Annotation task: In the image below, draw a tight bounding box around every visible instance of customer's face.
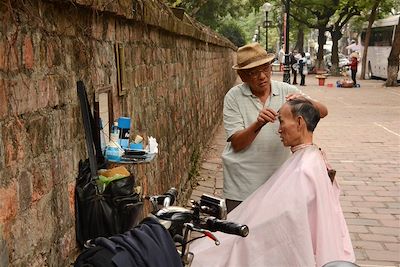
[278,104,302,147]
[242,63,272,93]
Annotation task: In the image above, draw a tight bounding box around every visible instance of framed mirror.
[94,85,114,147]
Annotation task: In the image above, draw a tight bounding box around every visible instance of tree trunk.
[316,27,327,71]
[294,27,304,52]
[386,17,400,87]
[360,1,380,80]
[330,29,343,76]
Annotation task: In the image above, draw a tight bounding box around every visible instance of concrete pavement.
[190,72,400,266]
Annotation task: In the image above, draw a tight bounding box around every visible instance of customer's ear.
[297,116,305,130]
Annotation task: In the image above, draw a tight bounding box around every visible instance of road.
[190,72,400,266]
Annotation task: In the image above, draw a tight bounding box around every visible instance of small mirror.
[95,85,113,147]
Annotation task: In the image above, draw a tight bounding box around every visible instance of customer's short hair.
[287,98,320,132]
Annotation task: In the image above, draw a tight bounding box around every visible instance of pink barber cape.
[191,145,355,267]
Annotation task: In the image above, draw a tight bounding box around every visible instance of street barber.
[222,43,328,212]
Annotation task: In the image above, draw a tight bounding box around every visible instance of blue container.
[129,143,143,150]
[117,117,131,148]
[105,146,121,162]
[118,117,131,129]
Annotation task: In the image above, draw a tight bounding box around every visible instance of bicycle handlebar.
[205,217,249,237]
[162,187,178,207]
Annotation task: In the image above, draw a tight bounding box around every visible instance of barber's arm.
[285,93,328,118]
[228,107,278,152]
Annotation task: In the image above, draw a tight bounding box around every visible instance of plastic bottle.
[105,122,123,161]
[110,122,120,145]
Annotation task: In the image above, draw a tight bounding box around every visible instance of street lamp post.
[254,28,260,42]
[283,0,291,84]
[252,29,257,42]
[262,2,272,52]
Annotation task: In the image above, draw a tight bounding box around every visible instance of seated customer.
[191,98,355,267]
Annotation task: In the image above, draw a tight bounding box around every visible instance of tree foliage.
[164,0,283,48]
[217,21,247,47]
[165,0,250,29]
[164,0,399,80]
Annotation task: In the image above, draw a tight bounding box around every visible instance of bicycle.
[74,188,249,267]
[145,188,249,266]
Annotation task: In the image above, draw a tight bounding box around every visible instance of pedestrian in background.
[299,51,307,86]
[348,52,359,87]
[290,50,300,85]
[222,43,328,213]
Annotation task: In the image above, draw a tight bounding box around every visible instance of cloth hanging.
[191,145,355,267]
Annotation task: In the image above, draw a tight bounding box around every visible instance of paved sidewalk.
[190,72,400,267]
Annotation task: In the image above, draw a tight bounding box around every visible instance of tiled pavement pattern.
[190,72,400,267]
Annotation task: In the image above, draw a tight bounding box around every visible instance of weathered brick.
[31,160,53,203]
[67,182,75,215]
[0,233,9,267]
[347,225,370,233]
[0,181,18,224]
[365,249,400,262]
[368,226,400,236]
[24,115,51,157]
[379,219,400,227]
[353,201,386,208]
[3,121,26,167]
[8,78,37,115]
[358,213,396,220]
[0,1,236,267]
[384,242,400,251]
[352,240,383,250]
[17,171,33,211]
[5,42,19,71]
[359,233,398,242]
[0,79,7,118]
[0,40,5,71]
[23,35,34,70]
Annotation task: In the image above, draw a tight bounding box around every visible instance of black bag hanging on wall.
[75,81,142,248]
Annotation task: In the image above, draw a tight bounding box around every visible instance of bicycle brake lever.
[203,230,220,246]
[185,223,220,245]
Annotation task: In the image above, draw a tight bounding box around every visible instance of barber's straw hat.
[350,52,359,58]
[232,43,275,70]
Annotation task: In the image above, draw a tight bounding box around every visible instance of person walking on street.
[222,43,328,213]
[290,50,300,85]
[299,52,307,86]
[348,52,359,87]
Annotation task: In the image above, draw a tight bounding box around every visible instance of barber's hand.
[257,107,278,125]
[285,93,307,101]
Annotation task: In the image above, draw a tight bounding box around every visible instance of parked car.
[324,53,349,69]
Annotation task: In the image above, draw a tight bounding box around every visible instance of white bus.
[360,14,400,80]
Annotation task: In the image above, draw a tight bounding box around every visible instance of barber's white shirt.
[222,81,299,201]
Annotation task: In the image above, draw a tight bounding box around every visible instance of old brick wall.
[0,0,237,266]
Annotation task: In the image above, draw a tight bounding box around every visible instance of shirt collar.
[240,81,280,97]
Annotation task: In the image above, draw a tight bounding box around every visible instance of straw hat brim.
[350,52,359,58]
[232,53,275,70]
